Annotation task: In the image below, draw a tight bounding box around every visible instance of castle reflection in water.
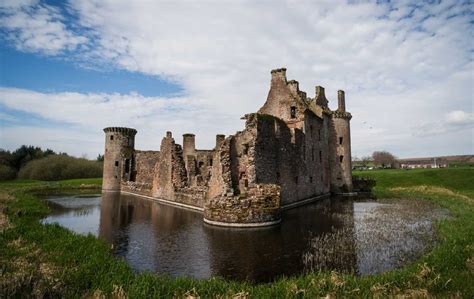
[98,192,356,282]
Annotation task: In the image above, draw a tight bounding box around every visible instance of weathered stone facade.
[103,68,353,227]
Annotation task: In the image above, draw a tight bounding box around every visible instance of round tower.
[332,90,353,192]
[102,127,137,191]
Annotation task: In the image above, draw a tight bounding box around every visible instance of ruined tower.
[330,90,353,192]
[102,127,137,191]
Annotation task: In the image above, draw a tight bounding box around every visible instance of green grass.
[354,168,474,198]
[1,171,473,298]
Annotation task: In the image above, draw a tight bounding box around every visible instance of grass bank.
[1,169,473,298]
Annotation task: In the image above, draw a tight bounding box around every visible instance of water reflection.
[42,192,441,282]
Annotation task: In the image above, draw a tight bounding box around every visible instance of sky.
[0,0,473,159]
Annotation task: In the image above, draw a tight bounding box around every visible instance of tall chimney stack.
[337,90,346,112]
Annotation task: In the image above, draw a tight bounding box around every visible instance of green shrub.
[18,155,103,181]
[0,164,16,180]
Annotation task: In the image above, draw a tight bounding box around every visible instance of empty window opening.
[340,155,344,163]
[209,158,213,166]
[310,125,313,135]
[290,106,296,118]
[110,135,114,140]
[115,161,119,167]
[295,176,298,184]
[339,137,343,145]
[124,159,130,174]
[131,158,136,181]
[310,176,313,183]
[244,179,249,188]
[243,144,249,155]
[319,151,322,162]
[199,161,204,168]
[276,172,280,180]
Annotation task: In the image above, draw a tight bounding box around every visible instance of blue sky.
[0,43,182,96]
[0,0,473,159]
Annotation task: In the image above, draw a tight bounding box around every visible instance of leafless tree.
[372,151,397,168]
[360,155,373,167]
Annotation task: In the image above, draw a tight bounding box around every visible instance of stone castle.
[102,68,353,227]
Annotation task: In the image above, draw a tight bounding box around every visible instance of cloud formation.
[0,1,87,55]
[0,0,472,158]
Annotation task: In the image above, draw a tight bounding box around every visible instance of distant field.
[354,167,474,198]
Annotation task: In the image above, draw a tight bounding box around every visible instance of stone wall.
[204,183,281,225]
[134,150,160,186]
[121,181,153,196]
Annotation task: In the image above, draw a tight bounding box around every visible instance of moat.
[41,192,446,283]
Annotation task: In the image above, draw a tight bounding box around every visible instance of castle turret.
[330,90,353,192]
[102,127,137,191]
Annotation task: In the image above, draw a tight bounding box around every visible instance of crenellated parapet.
[271,67,287,74]
[103,127,137,136]
[331,110,352,120]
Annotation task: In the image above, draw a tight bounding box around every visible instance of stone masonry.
[102,68,353,227]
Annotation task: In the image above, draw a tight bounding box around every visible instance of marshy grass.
[302,199,447,276]
[1,168,473,297]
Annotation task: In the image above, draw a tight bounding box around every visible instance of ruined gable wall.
[151,134,187,200]
[204,115,280,225]
[258,69,307,127]
[253,113,329,205]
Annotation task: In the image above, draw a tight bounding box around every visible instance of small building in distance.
[102,68,354,227]
[399,157,448,169]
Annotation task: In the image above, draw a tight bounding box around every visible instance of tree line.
[0,145,103,181]
[353,151,398,169]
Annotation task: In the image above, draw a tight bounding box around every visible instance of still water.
[42,192,443,282]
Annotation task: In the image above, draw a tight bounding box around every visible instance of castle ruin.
[102,68,353,227]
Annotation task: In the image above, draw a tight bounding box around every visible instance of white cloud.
[446,110,474,125]
[0,2,87,55]
[0,0,473,158]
